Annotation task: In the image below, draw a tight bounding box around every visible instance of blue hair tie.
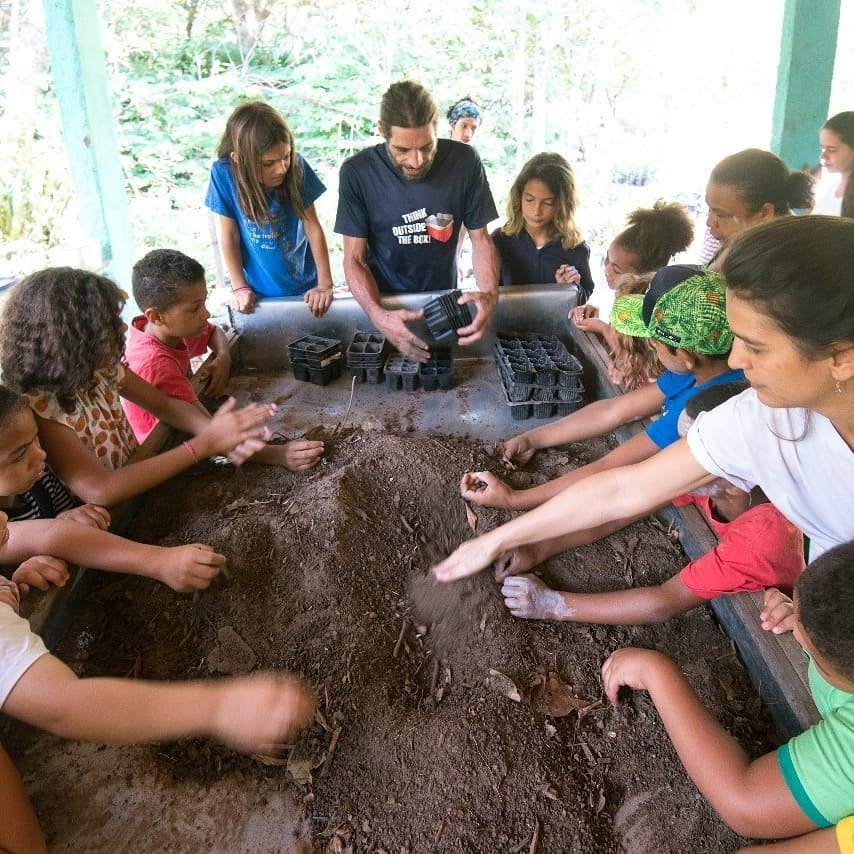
[448,100,481,127]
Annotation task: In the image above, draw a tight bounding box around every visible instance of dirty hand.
[432,533,502,583]
[11,555,70,595]
[493,545,541,581]
[57,503,111,531]
[500,434,537,468]
[157,543,226,593]
[455,290,497,346]
[460,471,515,509]
[210,673,316,753]
[376,308,430,362]
[601,648,670,706]
[555,265,581,286]
[303,287,333,318]
[759,587,796,634]
[197,352,232,399]
[571,304,598,325]
[501,574,566,620]
[231,287,256,314]
[0,575,21,612]
[195,397,274,463]
[282,439,325,471]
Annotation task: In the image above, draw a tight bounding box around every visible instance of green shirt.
[777,653,854,827]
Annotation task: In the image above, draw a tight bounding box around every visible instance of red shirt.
[122,316,214,442]
[673,494,805,600]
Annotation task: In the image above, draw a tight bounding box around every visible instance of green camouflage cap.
[610,268,732,355]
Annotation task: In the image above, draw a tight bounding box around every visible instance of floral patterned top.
[26,364,139,470]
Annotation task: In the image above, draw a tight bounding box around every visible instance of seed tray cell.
[346,332,388,368]
[423,292,474,344]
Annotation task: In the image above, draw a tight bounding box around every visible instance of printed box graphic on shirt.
[392,208,454,245]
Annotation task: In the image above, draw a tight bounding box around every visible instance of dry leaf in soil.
[487,668,522,702]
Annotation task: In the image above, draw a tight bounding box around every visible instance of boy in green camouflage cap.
[457,264,744,580]
[610,265,733,356]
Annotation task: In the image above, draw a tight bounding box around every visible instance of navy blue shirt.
[491,228,594,303]
[646,367,746,449]
[335,139,498,293]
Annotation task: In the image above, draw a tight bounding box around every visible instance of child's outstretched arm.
[601,648,817,839]
[301,204,334,318]
[433,439,714,582]
[500,381,663,468]
[463,430,659,511]
[36,399,273,506]
[3,652,314,751]
[4,518,229,593]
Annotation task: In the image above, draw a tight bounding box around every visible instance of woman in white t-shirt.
[813,111,854,217]
[434,215,854,585]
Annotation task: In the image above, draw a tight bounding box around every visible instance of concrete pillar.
[771,0,841,171]
[41,0,134,288]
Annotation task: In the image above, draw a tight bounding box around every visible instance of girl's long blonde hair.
[501,152,582,249]
[216,101,305,225]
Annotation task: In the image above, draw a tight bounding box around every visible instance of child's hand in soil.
[156,544,227,593]
[502,574,568,620]
[460,471,516,509]
[0,575,21,612]
[500,435,537,469]
[601,648,673,705]
[194,397,274,463]
[197,352,232,399]
[210,673,316,753]
[57,503,111,530]
[759,587,796,635]
[279,439,325,471]
[11,556,70,595]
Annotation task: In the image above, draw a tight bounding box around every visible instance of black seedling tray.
[346,332,388,384]
[385,349,453,392]
[423,292,474,345]
[288,335,343,368]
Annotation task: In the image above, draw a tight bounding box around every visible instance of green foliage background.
[1,0,852,281]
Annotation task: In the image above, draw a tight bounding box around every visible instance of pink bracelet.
[182,441,199,464]
[232,286,252,293]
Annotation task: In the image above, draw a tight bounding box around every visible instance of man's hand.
[455,290,497,346]
[12,556,71,595]
[759,587,796,634]
[601,648,672,705]
[376,308,430,361]
[501,435,537,468]
[460,471,516,509]
[57,504,111,530]
[304,287,333,318]
[432,533,502,583]
[231,288,256,314]
[197,352,232,399]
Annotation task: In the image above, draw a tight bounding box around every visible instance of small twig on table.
[319,726,342,778]
[393,619,409,658]
[529,818,540,854]
[332,376,357,436]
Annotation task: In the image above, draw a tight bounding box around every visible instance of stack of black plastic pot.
[287,335,343,386]
[494,333,584,419]
[346,332,387,384]
[423,291,473,345]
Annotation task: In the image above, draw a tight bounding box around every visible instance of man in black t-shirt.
[335,80,499,360]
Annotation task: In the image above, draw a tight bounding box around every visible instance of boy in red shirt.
[501,382,805,624]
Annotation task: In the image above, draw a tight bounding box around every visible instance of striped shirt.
[7,468,76,522]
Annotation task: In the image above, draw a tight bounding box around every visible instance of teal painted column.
[41,0,134,288]
[771,0,841,171]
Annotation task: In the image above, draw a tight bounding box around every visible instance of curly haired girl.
[491,152,595,302]
[0,267,320,507]
[572,200,694,389]
[206,100,334,316]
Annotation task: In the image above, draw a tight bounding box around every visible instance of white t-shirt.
[0,603,48,707]
[812,174,843,216]
[687,388,854,560]
[587,283,616,323]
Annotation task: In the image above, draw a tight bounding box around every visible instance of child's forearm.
[557,580,701,625]
[3,654,218,744]
[303,213,334,291]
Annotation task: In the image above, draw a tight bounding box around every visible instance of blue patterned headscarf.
[447,99,482,128]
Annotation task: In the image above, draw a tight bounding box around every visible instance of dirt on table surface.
[5,429,776,853]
